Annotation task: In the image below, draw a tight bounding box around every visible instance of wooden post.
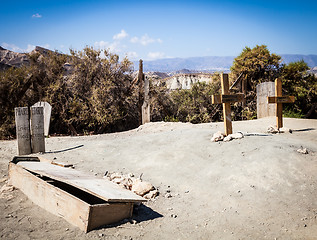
[241,78,247,107]
[15,107,32,155]
[275,78,283,128]
[30,106,45,153]
[222,74,232,135]
[138,59,144,125]
[142,74,150,124]
[211,73,245,136]
[267,78,295,129]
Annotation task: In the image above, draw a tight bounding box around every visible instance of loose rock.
[211,131,224,142]
[297,148,308,154]
[143,189,159,199]
[131,179,154,196]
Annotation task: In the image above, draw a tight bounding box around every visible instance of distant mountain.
[0,46,29,70]
[134,54,317,72]
[1,46,316,74]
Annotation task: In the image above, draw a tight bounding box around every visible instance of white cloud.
[26,44,36,52]
[1,43,38,52]
[130,34,162,46]
[32,13,42,18]
[126,51,138,60]
[2,43,22,52]
[113,29,128,40]
[147,52,166,60]
[94,41,121,53]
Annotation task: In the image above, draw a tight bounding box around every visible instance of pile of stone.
[104,172,158,200]
[211,131,244,142]
[267,126,292,134]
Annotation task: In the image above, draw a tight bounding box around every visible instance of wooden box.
[8,157,145,232]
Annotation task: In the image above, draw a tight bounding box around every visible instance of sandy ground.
[1,117,317,240]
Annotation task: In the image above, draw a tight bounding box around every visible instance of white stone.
[143,189,158,199]
[211,131,224,142]
[267,126,279,134]
[131,179,154,196]
[297,148,308,154]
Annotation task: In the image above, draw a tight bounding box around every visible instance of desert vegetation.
[0,45,316,139]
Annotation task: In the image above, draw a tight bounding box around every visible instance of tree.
[281,60,317,118]
[231,45,282,90]
[0,46,139,139]
[69,47,138,133]
[230,45,282,119]
[169,79,221,123]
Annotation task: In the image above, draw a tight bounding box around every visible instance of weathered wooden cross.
[212,73,245,136]
[267,78,295,129]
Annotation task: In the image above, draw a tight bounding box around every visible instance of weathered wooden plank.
[15,107,31,155]
[8,162,90,231]
[221,74,232,136]
[142,70,150,124]
[32,101,52,136]
[256,82,276,118]
[267,96,295,104]
[17,161,145,203]
[87,203,133,231]
[275,78,283,128]
[30,106,45,153]
[212,94,245,104]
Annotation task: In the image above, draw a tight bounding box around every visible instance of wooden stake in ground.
[142,70,150,124]
[138,59,144,125]
[15,107,32,155]
[267,78,295,129]
[212,73,245,136]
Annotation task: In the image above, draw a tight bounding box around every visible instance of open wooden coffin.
[8,156,146,232]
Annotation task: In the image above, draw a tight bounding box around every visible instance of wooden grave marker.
[30,106,45,153]
[256,82,276,119]
[267,78,295,129]
[212,73,245,136]
[15,107,32,155]
[32,101,52,136]
[138,59,144,125]
[142,68,150,124]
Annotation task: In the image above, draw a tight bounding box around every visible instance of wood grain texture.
[87,203,133,231]
[9,162,90,231]
[221,74,232,136]
[17,161,145,203]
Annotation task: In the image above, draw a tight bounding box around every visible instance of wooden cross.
[212,73,245,136]
[267,78,295,129]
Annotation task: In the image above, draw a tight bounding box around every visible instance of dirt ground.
[1,117,317,240]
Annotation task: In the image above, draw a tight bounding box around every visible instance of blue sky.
[1,0,317,60]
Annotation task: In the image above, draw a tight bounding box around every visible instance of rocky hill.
[0,46,29,70]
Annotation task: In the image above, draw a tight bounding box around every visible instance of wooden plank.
[17,161,145,203]
[30,106,45,153]
[8,162,90,232]
[87,203,133,231]
[211,95,222,104]
[15,107,32,155]
[257,82,276,118]
[275,78,283,129]
[267,96,295,104]
[212,94,244,104]
[221,74,232,136]
[221,94,245,103]
[51,161,74,168]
